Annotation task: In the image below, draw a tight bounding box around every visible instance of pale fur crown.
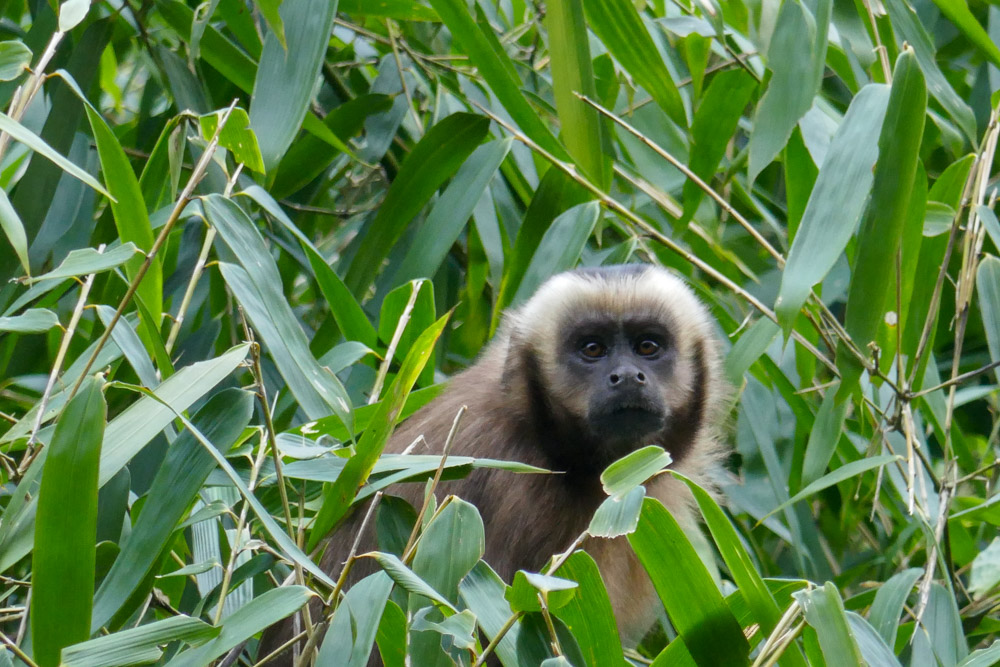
[507,265,715,370]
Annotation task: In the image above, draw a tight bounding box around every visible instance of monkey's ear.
[499,330,549,408]
[499,330,524,388]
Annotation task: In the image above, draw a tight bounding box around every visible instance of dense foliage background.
[2,0,1000,664]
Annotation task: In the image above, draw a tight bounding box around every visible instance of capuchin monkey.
[261,264,728,664]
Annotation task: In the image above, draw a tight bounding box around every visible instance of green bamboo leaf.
[2,22,108,286]
[459,562,534,667]
[199,107,264,173]
[0,307,234,573]
[25,243,141,284]
[540,658,573,667]
[979,205,1000,252]
[163,587,313,667]
[930,0,1000,68]
[923,581,969,664]
[427,0,566,160]
[319,573,394,667]
[651,638,697,667]
[308,313,450,550]
[285,386,441,443]
[0,111,111,198]
[249,0,339,171]
[236,185,379,350]
[506,571,579,613]
[723,318,780,385]
[759,455,900,523]
[553,551,627,667]
[378,280,436,386]
[838,49,926,395]
[32,375,106,667]
[410,609,477,650]
[901,156,975,363]
[601,445,672,497]
[794,583,864,667]
[138,116,185,211]
[219,261,351,422]
[582,0,686,126]
[162,411,335,588]
[977,256,1000,383]
[94,307,158,388]
[156,0,256,91]
[774,84,891,332]
[629,498,750,666]
[801,386,850,486]
[846,612,903,667]
[340,0,438,19]
[883,0,976,141]
[868,567,922,647]
[0,188,28,276]
[272,94,393,198]
[161,4,344,163]
[306,245,380,349]
[206,194,352,423]
[588,486,645,538]
[784,127,818,239]
[959,641,1000,667]
[512,201,600,305]
[673,473,783,638]
[390,138,513,286]
[0,338,122,448]
[376,600,407,667]
[91,389,253,631]
[0,308,58,333]
[683,68,758,219]
[211,2,261,59]
[0,40,31,80]
[62,617,218,667]
[96,344,249,485]
[366,552,458,613]
[748,0,831,183]
[59,0,90,31]
[51,71,163,329]
[344,112,490,296]
[410,498,485,665]
[878,162,928,371]
[493,169,590,323]
[280,454,543,487]
[412,499,485,605]
[547,0,608,187]
[253,0,284,48]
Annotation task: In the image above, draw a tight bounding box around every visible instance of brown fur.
[260,265,728,663]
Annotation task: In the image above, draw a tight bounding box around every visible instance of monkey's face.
[562,318,674,447]
[508,265,713,471]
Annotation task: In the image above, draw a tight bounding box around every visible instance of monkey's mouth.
[589,403,666,442]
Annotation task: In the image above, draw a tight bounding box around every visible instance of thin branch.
[165,223,216,354]
[469,99,839,376]
[0,630,37,667]
[370,279,423,403]
[578,93,785,268]
[67,100,240,400]
[402,406,468,562]
[0,31,65,161]
[18,248,101,473]
[387,19,423,135]
[910,360,1000,399]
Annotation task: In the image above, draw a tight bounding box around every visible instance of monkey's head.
[501,264,719,476]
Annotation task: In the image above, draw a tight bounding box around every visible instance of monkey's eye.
[635,339,660,357]
[579,340,607,359]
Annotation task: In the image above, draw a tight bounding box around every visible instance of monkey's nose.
[609,368,646,386]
